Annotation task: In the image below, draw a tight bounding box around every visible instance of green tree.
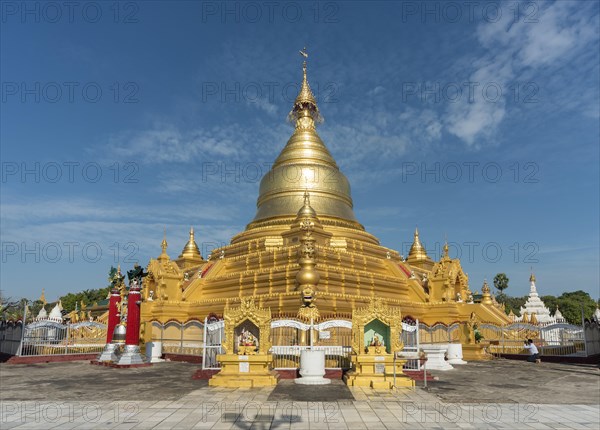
[502,295,527,316]
[554,291,597,324]
[59,287,109,313]
[493,273,510,295]
[541,295,559,316]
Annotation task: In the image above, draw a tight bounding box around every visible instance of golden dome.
[179,227,202,260]
[248,54,361,230]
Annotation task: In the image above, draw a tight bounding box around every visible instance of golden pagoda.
[140,53,511,332]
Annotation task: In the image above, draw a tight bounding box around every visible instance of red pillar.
[125,284,141,346]
[106,288,122,344]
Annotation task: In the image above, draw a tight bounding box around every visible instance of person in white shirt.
[524,339,541,363]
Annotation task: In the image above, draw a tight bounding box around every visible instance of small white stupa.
[48,301,64,323]
[516,272,558,324]
[36,306,48,321]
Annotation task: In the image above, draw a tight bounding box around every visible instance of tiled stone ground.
[1,360,598,429]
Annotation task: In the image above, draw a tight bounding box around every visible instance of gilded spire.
[481,279,493,305]
[179,226,202,260]
[442,238,449,259]
[408,227,429,261]
[288,47,322,130]
[39,288,46,305]
[158,229,170,261]
[529,269,536,283]
[161,228,168,253]
[296,198,320,320]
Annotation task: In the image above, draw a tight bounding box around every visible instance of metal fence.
[151,320,204,356]
[0,320,23,355]
[400,319,420,371]
[17,320,106,356]
[479,322,592,357]
[202,318,224,370]
[418,322,461,344]
[271,319,353,369]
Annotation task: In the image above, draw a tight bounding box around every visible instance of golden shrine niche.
[344,298,414,388]
[209,298,278,388]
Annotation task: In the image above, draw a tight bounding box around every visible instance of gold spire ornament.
[39,288,47,305]
[179,226,203,261]
[407,227,431,264]
[296,193,320,321]
[289,47,322,127]
[158,228,170,262]
[481,279,493,305]
[442,240,449,259]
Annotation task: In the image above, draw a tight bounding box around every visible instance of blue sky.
[1,0,599,302]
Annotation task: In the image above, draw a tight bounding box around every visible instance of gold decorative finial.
[179,226,202,261]
[408,226,429,262]
[296,190,317,219]
[442,235,449,259]
[529,267,536,283]
[161,228,168,252]
[481,279,493,305]
[39,288,46,305]
[157,228,171,262]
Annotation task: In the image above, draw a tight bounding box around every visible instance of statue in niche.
[367,334,385,355]
[237,327,258,355]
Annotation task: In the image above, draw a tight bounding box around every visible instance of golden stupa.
[140,54,510,331]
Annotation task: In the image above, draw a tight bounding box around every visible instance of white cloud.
[443,1,599,145]
[106,124,246,164]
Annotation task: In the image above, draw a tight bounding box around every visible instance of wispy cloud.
[443,1,599,145]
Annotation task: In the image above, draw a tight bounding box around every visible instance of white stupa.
[516,272,561,324]
[48,301,64,323]
[36,306,48,321]
[593,307,600,322]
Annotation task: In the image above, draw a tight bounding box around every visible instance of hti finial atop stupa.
[288,47,322,128]
[529,270,536,283]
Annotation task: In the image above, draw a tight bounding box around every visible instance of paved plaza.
[1,359,598,429]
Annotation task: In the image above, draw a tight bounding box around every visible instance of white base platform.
[420,344,454,371]
[447,343,467,365]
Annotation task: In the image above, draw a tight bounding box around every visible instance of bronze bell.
[112,323,127,344]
